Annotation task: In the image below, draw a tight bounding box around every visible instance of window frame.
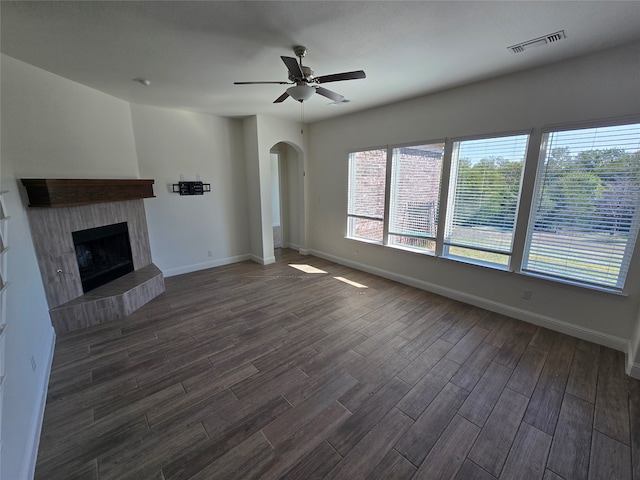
[346,146,389,244]
[442,130,531,270]
[387,140,446,255]
[344,116,640,295]
[520,118,640,292]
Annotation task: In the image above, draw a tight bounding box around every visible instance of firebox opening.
[72,222,134,293]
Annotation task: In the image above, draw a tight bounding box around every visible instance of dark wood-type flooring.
[35,249,640,479]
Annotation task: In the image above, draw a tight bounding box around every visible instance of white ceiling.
[2,1,640,123]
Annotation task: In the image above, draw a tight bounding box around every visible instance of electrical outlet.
[522,289,532,300]
[208,250,213,258]
[30,355,37,372]
[354,249,359,256]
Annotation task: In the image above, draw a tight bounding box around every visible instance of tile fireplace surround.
[22,179,165,334]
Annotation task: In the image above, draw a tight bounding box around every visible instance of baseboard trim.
[23,325,56,480]
[627,357,640,379]
[249,255,276,266]
[285,243,301,252]
[162,254,252,277]
[309,249,628,353]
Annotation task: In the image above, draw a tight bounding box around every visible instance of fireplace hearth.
[73,222,134,293]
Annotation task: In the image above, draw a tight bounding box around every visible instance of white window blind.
[388,143,444,253]
[523,123,640,290]
[445,134,529,266]
[347,148,387,242]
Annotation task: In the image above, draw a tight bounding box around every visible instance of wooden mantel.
[21,178,155,207]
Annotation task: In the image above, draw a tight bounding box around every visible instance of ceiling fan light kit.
[286,84,315,102]
[234,45,366,104]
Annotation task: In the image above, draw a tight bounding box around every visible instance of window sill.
[517,270,628,297]
[388,244,436,256]
[441,254,510,272]
[345,236,383,246]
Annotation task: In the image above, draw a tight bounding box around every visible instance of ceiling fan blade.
[234,81,291,85]
[281,56,304,79]
[315,70,366,84]
[315,86,344,103]
[274,92,290,103]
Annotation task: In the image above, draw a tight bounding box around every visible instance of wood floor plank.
[324,408,413,480]
[450,341,499,392]
[483,315,519,348]
[347,336,409,383]
[505,345,548,398]
[500,422,552,480]
[97,422,208,480]
[327,377,410,457]
[36,417,150,479]
[185,431,274,480]
[282,353,362,406]
[467,387,529,477]
[396,357,461,420]
[366,449,417,480]
[163,396,291,480]
[523,334,576,435]
[396,337,454,385]
[454,460,497,480]
[395,381,469,466]
[38,384,185,466]
[543,469,564,480]
[494,321,536,369]
[35,457,99,480]
[252,401,352,480]
[279,441,342,480]
[439,304,480,344]
[337,351,412,412]
[262,372,357,446]
[565,339,600,404]
[354,320,408,356]
[589,429,632,480]
[594,347,630,444]
[445,325,490,365]
[546,393,594,480]
[413,414,481,479]
[458,361,513,427]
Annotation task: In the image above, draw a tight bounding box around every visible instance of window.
[523,122,640,290]
[347,148,387,243]
[444,134,529,267]
[388,143,445,254]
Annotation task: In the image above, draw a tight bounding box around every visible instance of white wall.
[242,115,307,264]
[130,104,249,276]
[270,152,281,228]
[255,116,307,258]
[281,143,302,249]
[243,116,264,262]
[0,54,140,479]
[307,42,640,358]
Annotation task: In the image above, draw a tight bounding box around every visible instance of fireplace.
[72,222,134,293]
[23,182,165,333]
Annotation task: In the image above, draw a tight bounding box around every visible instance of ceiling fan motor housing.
[289,65,314,83]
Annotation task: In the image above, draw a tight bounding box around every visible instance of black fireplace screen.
[72,222,134,293]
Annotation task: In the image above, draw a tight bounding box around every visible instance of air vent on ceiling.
[508,30,566,53]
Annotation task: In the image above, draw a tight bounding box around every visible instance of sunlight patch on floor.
[333,276,368,288]
[288,264,328,274]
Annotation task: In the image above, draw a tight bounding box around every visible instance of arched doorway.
[270,141,303,255]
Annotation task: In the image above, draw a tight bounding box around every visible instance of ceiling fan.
[234,46,366,104]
